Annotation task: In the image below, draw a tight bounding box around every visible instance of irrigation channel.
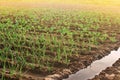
[63,47,120,80]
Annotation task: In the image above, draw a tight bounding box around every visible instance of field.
[0,1,120,80]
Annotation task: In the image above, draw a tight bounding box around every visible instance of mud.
[90,56,120,80]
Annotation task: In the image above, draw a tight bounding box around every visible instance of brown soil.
[0,2,120,80]
[43,21,120,80]
[90,58,120,80]
[45,36,120,80]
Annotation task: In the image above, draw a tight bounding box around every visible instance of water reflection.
[63,47,120,80]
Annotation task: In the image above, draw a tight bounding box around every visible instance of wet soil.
[63,48,120,80]
[90,58,120,80]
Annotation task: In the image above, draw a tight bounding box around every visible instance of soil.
[44,21,120,80]
[90,58,120,80]
[45,35,120,80]
[0,2,120,80]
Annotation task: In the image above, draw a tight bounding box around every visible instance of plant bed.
[0,5,120,80]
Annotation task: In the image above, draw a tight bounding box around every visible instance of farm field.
[0,0,120,80]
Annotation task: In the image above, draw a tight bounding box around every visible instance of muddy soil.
[90,58,120,80]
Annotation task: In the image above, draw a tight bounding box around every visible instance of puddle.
[63,47,120,80]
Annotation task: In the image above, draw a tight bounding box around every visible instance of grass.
[0,7,120,79]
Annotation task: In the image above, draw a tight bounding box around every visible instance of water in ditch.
[63,47,120,80]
